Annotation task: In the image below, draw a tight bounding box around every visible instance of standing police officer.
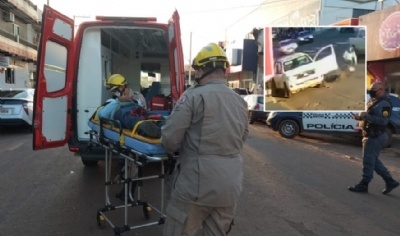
[161,43,249,236]
[349,82,399,194]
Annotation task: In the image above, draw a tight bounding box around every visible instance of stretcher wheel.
[143,206,152,220]
[97,212,106,229]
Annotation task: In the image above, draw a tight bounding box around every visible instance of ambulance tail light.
[95,16,157,22]
[254,103,260,110]
[69,147,80,153]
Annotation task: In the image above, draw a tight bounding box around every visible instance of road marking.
[7,142,25,151]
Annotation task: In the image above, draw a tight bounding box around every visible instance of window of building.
[12,24,20,36]
[352,9,374,18]
[5,68,15,84]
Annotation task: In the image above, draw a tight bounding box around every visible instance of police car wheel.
[249,111,255,124]
[278,120,299,139]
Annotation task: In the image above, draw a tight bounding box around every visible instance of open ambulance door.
[32,6,75,150]
[313,44,338,77]
[168,10,185,102]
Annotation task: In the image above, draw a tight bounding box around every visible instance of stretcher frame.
[86,117,177,236]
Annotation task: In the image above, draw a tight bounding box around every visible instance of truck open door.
[168,10,185,102]
[32,6,75,150]
[313,44,338,77]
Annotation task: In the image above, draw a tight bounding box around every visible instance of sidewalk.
[264,95,295,111]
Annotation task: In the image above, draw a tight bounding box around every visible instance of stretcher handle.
[100,117,123,136]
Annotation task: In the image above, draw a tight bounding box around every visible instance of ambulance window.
[104,61,108,81]
[44,41,67,93]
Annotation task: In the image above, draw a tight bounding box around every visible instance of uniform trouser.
[362,134,392,183]
[163,198,236,236]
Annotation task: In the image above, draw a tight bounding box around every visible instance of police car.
[266,94,400,148]
[271,44,339,98]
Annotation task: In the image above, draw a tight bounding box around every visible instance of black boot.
[382,178,399,195]
[348,181,368,193]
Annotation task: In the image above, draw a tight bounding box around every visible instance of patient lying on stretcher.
[97,98,165,138]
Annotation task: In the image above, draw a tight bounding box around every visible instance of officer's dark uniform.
[349,94,399,193]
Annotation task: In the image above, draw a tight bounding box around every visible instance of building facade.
[358,4,400,95]
[224,0,398,89]
[0,0,42,89]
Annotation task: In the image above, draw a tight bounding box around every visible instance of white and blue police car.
[266,94,400,148]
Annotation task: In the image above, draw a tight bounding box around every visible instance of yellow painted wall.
[367,72,374,88]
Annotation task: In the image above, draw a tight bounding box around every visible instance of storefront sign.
[272,1,320,26]
[0,56,10,67]
[359,5,400,61]
[379,11,400,52]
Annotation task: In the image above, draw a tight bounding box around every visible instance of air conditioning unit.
[4,12,15,22]
[14,35,19,43]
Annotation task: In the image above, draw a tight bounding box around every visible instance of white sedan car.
[270,44,339,98]
[0,88,35,129]
[278,39,298,55]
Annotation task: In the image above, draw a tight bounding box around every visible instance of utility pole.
[47,0,49,6]
[188,32,192,85]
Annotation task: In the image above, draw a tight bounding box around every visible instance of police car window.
[390,96,400,108]
[283,55,312,71]
[257,96,264,104]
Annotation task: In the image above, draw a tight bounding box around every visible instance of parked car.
[296,31,313,45]
[232,88,249,98]
[0,88,35,129]
[243,94,268,124]
[277,39,298,55]
[270,44,339,98]
[349,28,365,57]
[266,94,400,148]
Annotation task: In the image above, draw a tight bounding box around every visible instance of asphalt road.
[266,29,366,111]
[1,124,400,236]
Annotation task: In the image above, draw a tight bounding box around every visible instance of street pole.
[47,0,49,6]
[188,32,192,85]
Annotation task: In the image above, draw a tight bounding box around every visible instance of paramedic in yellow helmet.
[106,74,146,108]
[161,43,249,236]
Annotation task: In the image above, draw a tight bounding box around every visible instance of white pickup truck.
[270,44,339,98]
[349,28,366,57]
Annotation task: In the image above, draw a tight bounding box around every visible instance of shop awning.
[331,18,359,26]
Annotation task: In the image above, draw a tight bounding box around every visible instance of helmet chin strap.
[195,68,217,83]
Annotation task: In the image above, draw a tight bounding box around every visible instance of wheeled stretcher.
[86,109,177,236]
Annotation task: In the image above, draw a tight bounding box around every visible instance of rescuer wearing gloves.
[161,43,249,236]
[349,82,399,194]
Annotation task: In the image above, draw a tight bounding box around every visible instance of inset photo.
[263,26,367,112]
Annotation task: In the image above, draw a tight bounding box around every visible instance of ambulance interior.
[75,26,172,141]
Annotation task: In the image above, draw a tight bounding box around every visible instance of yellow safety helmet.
[192,43,230,70]
[105,74,127,90]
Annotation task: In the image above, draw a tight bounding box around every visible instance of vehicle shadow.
[0,125,32,136]
[298,133,362,148]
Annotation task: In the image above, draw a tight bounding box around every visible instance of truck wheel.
[81,156,98,167]
[283,83,291,98]
[278,120,299,139]
[384,128,393,148]
[249,111,255,124]
[271,79,277,97]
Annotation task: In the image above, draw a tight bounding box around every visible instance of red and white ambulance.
[32,6,185,166]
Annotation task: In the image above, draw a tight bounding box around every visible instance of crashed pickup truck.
[270,44,340,98]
